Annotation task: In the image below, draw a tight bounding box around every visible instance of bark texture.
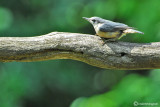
[0,32,159,70]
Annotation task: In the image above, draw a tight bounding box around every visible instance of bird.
[83,17,144,40]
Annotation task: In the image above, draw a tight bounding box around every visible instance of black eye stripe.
[92,19,96,22]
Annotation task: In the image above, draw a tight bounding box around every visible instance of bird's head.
[83,16,106,25]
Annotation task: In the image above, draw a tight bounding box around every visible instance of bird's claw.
[101,38,117,42]
[101,38,118,45]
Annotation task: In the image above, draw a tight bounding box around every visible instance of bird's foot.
[101,38,117,42]
[106,39,117,42]
[101,38,118,45]
[95,34,99,36]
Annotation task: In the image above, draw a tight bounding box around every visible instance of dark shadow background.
[0,0,160,107]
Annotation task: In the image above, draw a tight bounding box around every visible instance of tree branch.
[0,32,160,70]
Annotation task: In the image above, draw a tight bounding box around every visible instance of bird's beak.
[83,17,90,21]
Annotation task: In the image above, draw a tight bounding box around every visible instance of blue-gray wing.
[99,22,131,32]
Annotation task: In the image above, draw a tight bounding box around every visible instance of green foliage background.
[0,0,160,107]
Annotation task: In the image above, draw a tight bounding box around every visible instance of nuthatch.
[83,17,144,40]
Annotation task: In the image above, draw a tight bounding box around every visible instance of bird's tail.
[124,29,144,34]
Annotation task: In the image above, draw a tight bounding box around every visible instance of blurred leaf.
[0,63,29,107]
[0,7,13,31]
[71,74,158,107]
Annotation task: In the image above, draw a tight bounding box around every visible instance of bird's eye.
[92,19,96,23]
